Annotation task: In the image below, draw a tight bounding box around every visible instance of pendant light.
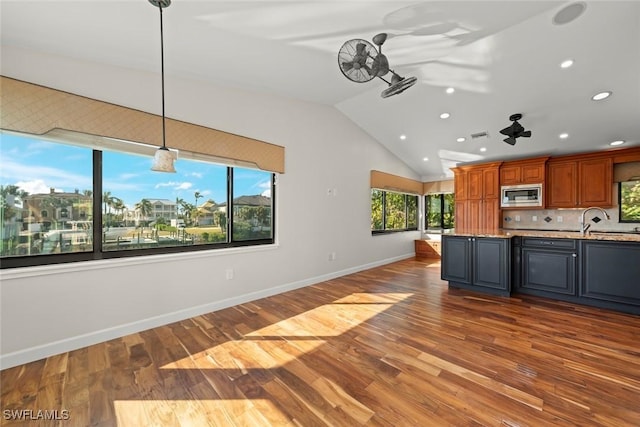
[150,0,177,173]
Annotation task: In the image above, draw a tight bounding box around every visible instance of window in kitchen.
[0,130,276,268]
[425,193,455,230]
[619,179,640,222]
[371,189,419,234]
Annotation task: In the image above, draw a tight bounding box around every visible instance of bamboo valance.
[0,76,285,173]
[370,170,423,194]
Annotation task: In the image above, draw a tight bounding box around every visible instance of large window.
[0,131,275,268]
[371,189,419,234]
[425,193,455,230]
[619,180,640,222]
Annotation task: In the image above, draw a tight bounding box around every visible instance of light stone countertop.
[443,229,640,242]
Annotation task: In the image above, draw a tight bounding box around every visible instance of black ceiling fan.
[500,113,532,145]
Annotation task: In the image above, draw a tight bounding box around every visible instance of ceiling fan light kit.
[338,33,417,98]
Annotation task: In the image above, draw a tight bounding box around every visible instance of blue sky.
[0,132,272,208]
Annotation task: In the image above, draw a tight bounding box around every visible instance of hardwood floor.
[2,258,640,426]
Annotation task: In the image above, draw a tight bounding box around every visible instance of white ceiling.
[2,1,639,180]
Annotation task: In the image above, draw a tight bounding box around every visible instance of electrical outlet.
[225,269,234,280]
[328,252,336,261]
[532,215,538,222]
[327,188,333,196]
[515,215,521,222]
[557,216,563,223]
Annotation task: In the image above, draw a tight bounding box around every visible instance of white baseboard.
[0,253,413,370]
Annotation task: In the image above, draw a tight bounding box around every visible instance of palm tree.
[135,199,153,226]
[175,197,184,219]
[112,198,126,225]
[102,191,115,227]
[194,191,202,226]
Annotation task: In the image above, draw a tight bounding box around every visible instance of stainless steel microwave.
[501,184,543,208]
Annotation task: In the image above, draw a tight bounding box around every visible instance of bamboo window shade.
[370,170,423,194]
[0,76,285,173]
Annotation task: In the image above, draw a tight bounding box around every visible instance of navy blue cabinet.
[442,235,511,296]
[519,238,578,297]
[580,240,640,313]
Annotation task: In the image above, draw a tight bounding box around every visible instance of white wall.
[0,46,422,368]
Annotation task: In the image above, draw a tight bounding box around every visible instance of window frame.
[371,188,419,235]
[618,180,640,223]
[424,193,455,231]
[1,135,276,269]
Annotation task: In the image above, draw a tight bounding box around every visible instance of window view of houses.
[0,131,274,259]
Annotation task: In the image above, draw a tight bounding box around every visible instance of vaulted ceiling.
[2,1,639,180]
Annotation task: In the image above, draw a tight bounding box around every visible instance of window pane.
[443,193,455,229]
[426,194,442,229]
[620,180,640,222]
[0,132,93,257]
[371,189,383,231]
[232,168,273,241]
[407,195,418,229]
[385,192,406,230]
[102,150,228,250]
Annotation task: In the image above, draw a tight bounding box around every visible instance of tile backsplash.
[502,207,639,232]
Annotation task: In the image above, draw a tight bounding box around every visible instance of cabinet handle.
[572,253,577,258]
[468,238,472,241]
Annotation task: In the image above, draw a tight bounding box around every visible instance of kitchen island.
[441,229,640,315]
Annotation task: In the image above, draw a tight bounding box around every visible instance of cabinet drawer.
[522,238,577,250]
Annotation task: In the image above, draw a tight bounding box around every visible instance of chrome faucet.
[579,207,610,236]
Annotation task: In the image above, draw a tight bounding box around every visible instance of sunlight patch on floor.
[114,398,286,427]
[161,293,413,371]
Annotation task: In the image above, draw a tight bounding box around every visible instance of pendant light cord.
[159,4,167,150]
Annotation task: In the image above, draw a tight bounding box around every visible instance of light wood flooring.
[2,258,640,426]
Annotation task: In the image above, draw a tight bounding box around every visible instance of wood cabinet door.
[454,170,468,201]
[454,200,468,232]
[483,168,500,199]
[500,165,521,186]
[521,164,545,184]
[482,199,500,230]
[579,158,613,207]
[467,169,484,200]
[547,161,577,207]
[467,199,482,230]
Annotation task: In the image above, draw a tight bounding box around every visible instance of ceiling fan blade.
[520,130,532,138]
[503,137,517,145]
[341,61,354,72]
[499,126,513,136]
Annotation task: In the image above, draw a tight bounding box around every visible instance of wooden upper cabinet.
[500,157,548,186]
[546,156,613,208]
[579,157,613,206]
[546,161,577,207]
[483,168,500,199]
[467,169,484,200]
[453,169,468,201]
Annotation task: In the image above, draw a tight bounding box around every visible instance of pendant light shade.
[149,0,177,173]
[151,147,177,172]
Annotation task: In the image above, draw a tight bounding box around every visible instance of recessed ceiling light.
[560,59,574,69]
[559,133,569,139]
[456,137,466,142]
[480,147,487,152]
[446,87,455,94]
[440,112,450,119]
[610,140,625,146]
[423,157,429,162]
[592,91,612,101]
[399,134,407,140]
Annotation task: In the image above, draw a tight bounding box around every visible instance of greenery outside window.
[425,193,455,230]
[371,189,419,234]
[619,180,640,222]
[0,130,275,268]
